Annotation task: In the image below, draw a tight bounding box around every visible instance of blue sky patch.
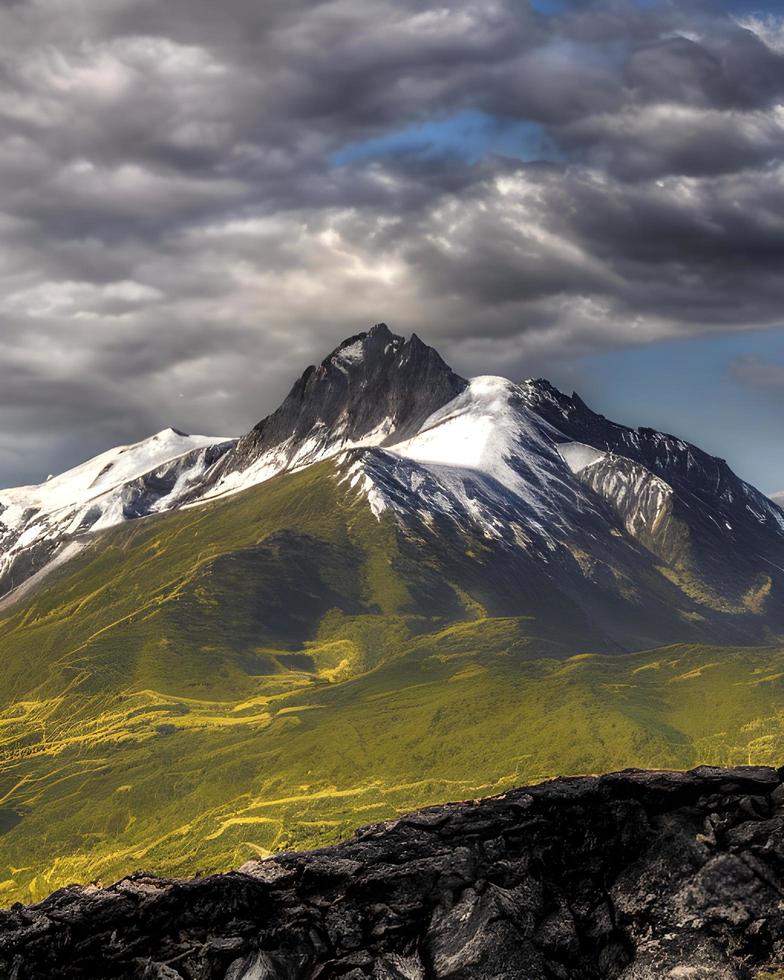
[331,110,559,167]
[574,327,784,494]
[530,0,566,13]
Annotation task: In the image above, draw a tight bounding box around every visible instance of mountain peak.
[327,323,401,370]
[156,426,191,439]
[3,324,784,657]
[324,324,448,378]
[216,325,467,485]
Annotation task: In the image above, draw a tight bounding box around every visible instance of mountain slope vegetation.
[0,460,781,903]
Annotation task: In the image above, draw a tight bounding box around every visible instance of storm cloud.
[0,0,783,484]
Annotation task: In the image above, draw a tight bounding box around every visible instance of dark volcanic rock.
[3,766,784,978]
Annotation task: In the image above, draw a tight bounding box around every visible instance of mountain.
[0,325,782,904]
[193,323,468,501]
[2,323,782,652]
[2,765,782,980]
[0,428,234,598]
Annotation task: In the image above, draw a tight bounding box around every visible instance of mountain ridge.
[0,427,781,902]
[0,325,780,910]
[0,324,782,653]
[0,428,235,598]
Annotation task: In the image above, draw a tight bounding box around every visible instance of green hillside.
[0,462,780,904]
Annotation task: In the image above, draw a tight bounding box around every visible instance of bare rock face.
[2,766,784,978]
[198,323,469,493]
[523,379,784,609]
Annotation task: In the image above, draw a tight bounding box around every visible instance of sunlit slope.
[0,461,413,701]
[0,461,781,903]
[0,638,783,904]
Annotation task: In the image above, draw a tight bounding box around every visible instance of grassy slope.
[0,462,781,903]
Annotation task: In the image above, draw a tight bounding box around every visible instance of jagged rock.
[525,378,784,600]
[1,766,784,978]
[187,323,469,505]
[242,323,468,455]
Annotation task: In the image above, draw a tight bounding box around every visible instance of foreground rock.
[2,766,784,979]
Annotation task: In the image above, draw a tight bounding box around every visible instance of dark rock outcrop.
[244,324,467,452]
[2,766,784,978]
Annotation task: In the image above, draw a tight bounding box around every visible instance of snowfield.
[0,428,221,529]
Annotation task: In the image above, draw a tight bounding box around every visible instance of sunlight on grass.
[0,463,780,904]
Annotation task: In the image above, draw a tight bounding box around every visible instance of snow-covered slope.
[333,376,670,573]
[1,429,217,530]
[394,377,556,497]
[0,429,234,597]
[376,376,602,542]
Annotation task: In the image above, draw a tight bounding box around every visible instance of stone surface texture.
[2,766,784,978]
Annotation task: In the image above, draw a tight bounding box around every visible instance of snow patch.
[0,429,232,597]
[335,339,365,364]
[557,442,606,475]
[337,455,388,519]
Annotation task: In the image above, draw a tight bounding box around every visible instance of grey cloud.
[625,36,729,107]
[0,0,782,485]
[556,105,784,180]
[730,357,784,387]
[623,28,784,111]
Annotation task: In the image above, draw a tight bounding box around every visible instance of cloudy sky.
[1,0,783,493]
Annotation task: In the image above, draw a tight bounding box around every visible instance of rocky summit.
[2,766,784,979]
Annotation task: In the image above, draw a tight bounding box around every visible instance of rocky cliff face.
[525,378,784,609]
[2,766,784,979]
[244,324,467,454]
[192,323,469,501]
